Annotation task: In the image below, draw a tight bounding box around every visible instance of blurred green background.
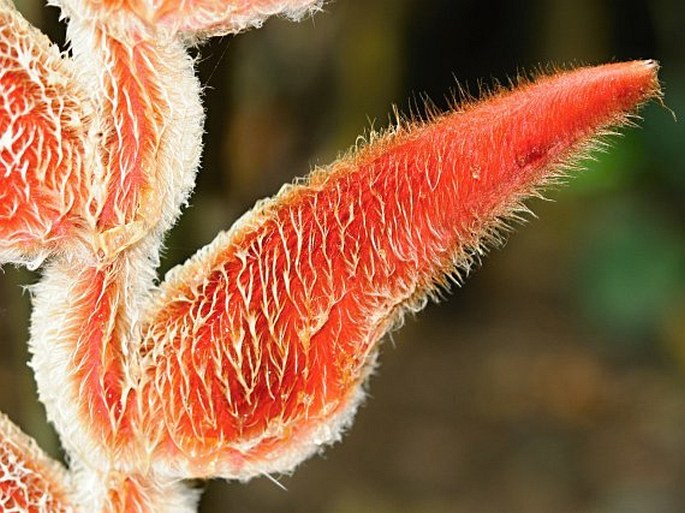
[3,0,685,512]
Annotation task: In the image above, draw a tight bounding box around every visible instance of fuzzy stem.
[28,10,204,498]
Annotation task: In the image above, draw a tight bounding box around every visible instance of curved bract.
[0,413,74,512]
[0,0,90,266]
[0,0,663,511]
[137,62,660,479]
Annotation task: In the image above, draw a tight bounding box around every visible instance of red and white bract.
[0,413,73,512]
[137,61,660,479]
[56,0,323,38]
[0,0,663,510]
[147,0,323,37]
[0,0,89,266]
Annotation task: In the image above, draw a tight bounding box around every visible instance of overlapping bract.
[0,0,662,511]
[0,0,89,265]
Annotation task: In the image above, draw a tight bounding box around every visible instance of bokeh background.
[3,0,685,512]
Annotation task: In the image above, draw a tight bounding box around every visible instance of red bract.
[0,4,89,265]
[137,61,660,480]
[0,413,73,512]
[0,0,662,511]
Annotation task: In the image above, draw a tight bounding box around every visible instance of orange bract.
[137,61,660,479]
[95,36,166,232]
[0,5,89,264]
[0,414,73,512]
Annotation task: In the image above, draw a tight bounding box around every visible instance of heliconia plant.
[0,0,662,511]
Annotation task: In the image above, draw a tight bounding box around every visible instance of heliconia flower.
[0,0,663,511]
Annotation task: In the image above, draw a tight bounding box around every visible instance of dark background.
[4,1,685,512]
